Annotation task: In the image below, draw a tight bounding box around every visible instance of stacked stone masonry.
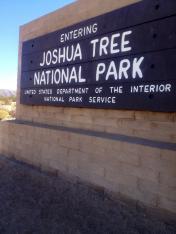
[0,120,175,215]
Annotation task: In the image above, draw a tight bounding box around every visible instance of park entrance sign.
[20,0,176,111]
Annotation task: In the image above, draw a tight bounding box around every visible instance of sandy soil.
[0,156,175,234]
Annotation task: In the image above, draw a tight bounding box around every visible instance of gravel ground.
[0,156,175,234]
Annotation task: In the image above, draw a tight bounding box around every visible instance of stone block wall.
[0,120,175,215]
[0,0,175,217]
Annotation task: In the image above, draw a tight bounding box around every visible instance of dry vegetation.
[0,96,16,120]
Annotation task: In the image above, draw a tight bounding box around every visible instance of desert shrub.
[9,109,16,118]
[10,95,16,102]
[0,109,9,120]
[0,96,10,105]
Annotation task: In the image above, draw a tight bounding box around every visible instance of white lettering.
[121,30,132,52]
[132,57,144,78]
[106,61,118,80]
[96,63,106,81]
[119,59,131,79]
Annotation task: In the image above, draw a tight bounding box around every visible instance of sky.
[0,0,74,90]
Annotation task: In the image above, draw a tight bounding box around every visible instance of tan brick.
[92,117,117,128]
[103,179,120,194]
[144,156,176,182]
[67,151,78,174]
[63,108,83,116]
[68,149,105,177]
[151,122,176,133]
[104,147,140,166]
[105,109,135,119]
[160,149,176,164]
[127,144,160,158]
[76,168,106,189]
[138,178,176,202]
[159,197,176,214]
[140,153,161,171]
[105,167,139,189]
[120,163,159,183]
[66,133,80,150]
[68,150,92,181]
[133,130,167,143]
[104,126,134,136]
[57,131,70,147]
[80,108,106,118]
[121,142,140,156]
[79,140,105,157]
[49,158,68,173]
[119,184,158,207]
[158,160,176,177]
[134,111,174,122]
[159,173,176,189]
[78,160,105,178]
[173,113,176,122]
[120,119,152,132]
[70,115,93,125]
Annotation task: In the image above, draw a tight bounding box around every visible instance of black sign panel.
[20,0,176,112]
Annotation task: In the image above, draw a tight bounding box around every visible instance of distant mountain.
[0,89,16,97]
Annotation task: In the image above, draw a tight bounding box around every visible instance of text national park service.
[20,0,176,111]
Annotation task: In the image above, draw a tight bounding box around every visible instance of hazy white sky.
[0,72,17,90]
[0,0,74,90]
